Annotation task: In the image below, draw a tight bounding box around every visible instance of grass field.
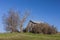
[0,33,60,40]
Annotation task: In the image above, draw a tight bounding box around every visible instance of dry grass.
[0,33,60,40]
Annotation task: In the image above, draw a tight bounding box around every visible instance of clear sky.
[0,0,60,33]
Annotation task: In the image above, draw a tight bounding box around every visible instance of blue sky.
[0,0,60,33]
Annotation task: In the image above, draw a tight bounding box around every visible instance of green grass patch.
[0,32,60,40]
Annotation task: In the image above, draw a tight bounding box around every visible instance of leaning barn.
[25,20,57,34]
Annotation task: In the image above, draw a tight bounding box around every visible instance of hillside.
[0,33,60,40]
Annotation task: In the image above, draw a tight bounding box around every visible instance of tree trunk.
[20,25,23,33]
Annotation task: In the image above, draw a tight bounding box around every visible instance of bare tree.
[3,10,20,32]
[20,11,29,32]
[3,9,29,33]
